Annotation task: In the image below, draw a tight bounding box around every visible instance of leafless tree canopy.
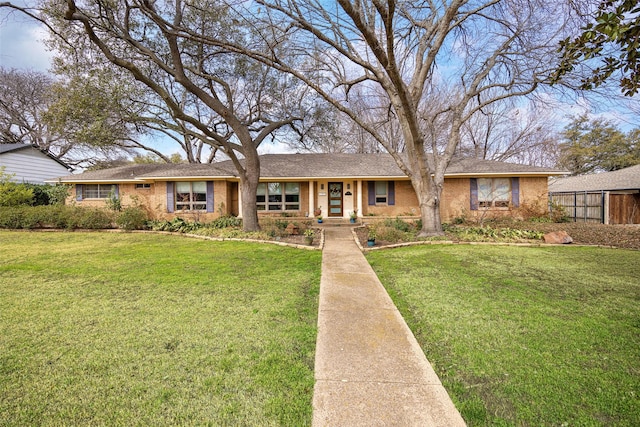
[38,0,316,230]
[239,0,574,234]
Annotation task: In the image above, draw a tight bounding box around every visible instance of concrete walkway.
[312,227,466,426]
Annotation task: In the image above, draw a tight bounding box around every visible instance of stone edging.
[350,225,620,252]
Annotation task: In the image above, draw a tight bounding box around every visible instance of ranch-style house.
[50,153,564,221]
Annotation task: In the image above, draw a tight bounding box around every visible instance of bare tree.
[0,66,136,165]
[1,1,310,231]
[238,0,574,235]
[458,99,560,167]
[0,68,69,153]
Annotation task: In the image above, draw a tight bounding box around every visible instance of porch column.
[237,183,243,218]
[308,180,315,217]
[357,180,363,217]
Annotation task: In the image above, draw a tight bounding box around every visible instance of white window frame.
[83,184,116,199]
[375,181,388,205]
[257,182,300,211]
[478,178,511,208]
[175,181,207,211]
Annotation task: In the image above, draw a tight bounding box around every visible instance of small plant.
[349,210,358,219]
[304,228,315,245]
[105,190,122,212]
[367,228,376,241]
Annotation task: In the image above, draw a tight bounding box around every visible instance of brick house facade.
[52,154,562,222]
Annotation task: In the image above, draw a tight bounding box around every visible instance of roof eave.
[140,175,237,180]
[445,171,566,178]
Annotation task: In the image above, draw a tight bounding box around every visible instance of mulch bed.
[355,222,640,250]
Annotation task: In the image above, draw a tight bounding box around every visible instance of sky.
[1,3,638,160]
[0,3,53,72]
[0,2,293,158]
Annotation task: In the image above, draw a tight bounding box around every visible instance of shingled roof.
[549,164,640,193]
[52,153,564,182]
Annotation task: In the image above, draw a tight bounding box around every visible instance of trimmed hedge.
[0,205,148,230]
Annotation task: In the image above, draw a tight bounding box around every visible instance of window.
[368,181,395,206]
[135,183,151,189]
[257,182,300,211]
[375,181,388,204]
[478,178,511,207]
[83,184,117,199]
[284,183,300,210]
[176,182,207,211]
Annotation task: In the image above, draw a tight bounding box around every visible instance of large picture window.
[478,178,511,207]
[257,182,300,211]
[176,182,207,211]
[83,184,117,199]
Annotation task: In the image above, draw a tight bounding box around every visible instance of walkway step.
[313,227,465,426]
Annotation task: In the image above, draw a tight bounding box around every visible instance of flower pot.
[367,239,375,247]
[305,236,314,245]
[349,218,356,223]
[317,219,323,223]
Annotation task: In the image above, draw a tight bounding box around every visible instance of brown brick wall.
[362,180,419,217]
[67,176,550,222]
[362,177,550,221]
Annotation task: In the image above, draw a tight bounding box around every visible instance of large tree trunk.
[239,151,261,232]
[412,174,445,237]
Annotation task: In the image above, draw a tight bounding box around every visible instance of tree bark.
[238,150,261,232]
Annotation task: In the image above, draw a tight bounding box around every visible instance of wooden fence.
[609,193,640,224]
[549,191,604,223]
[550,191,640,224]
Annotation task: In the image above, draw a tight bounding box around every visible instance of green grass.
[367,245,640,426]
[0,231,321,426]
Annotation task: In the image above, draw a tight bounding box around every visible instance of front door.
[328,182,343,217]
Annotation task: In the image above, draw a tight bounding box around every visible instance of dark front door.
[328,182,343,217]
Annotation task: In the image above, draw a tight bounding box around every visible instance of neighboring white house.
[0,143,73,184]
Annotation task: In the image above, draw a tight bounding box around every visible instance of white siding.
[0,149,71,184]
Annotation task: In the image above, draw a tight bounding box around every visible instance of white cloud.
[0,10,53,71]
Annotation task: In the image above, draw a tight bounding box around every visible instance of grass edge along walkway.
[367,244,640,426]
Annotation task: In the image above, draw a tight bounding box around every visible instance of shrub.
[0,205,119,230]
[75,208,114,229]
[0,207,28,228]
[0,182,34,207]
[147,217,203,233]
[376,225,412,242]
[45,184,71,206]
[22,184,50,206]
[116,207,149,231]
[208,215,242,229]
[105,190,122,212]
[383,217,413,233]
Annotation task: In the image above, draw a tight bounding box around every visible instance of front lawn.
[0,231,321,426]
[367,245,640,426]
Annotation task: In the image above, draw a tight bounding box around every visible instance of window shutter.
[368,181,375,206]
[470,178,478,210]
[114,185,119,198]
[511,177,520,208]
[166,182,175,213]
[388,181,395,205]
[206,181,214,213]
[76,184,83,201]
